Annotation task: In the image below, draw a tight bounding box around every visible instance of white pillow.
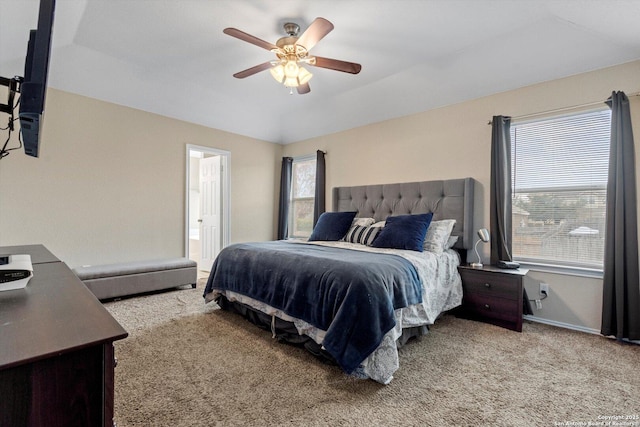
[423,219,456,254]
[445,235,459,250]
[352,217,375,227]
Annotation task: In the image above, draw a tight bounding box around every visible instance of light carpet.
[104,284,639,427]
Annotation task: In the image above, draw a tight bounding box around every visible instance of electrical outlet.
[540,282,549,295]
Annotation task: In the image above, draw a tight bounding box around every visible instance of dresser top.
[0,246,127,369]
[0,244,60,264]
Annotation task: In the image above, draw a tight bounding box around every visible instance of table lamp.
[471,228,490,268]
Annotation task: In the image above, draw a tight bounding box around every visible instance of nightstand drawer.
[462,293,520,324]
[457,265,528,332]
[459,269,520,300]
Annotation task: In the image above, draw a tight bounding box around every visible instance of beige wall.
[2,61,638,331]
[283,60,640,332]
[0,89,282,267]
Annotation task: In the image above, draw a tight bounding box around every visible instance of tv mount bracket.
[0,76,23,114]
[0,76,23,131]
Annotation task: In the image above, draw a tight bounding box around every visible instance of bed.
[203,177,475,383]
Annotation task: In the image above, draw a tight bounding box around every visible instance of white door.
[199,155,221,270]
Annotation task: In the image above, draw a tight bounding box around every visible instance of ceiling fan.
[223,17,362,94]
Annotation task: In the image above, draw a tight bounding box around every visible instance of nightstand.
[457,265,529,332]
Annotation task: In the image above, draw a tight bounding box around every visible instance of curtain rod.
[487,91,640,125]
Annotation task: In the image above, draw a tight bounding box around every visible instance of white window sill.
[515,260,604,279]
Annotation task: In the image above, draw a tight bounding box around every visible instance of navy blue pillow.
[308,211,358,241]
[372,213,434,251]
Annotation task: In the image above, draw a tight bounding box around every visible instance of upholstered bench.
[73,257,197,300]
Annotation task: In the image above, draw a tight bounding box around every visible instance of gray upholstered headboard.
[332,177,476,250]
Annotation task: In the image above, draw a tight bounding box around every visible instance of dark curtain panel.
[313,150,326,227]
[490,115,513,265]
[277,157,293,240]
[601,91,640,340]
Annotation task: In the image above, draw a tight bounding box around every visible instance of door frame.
[185,144,231,269]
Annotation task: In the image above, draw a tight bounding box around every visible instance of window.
[510,109,611,270]
[289,156,316,238]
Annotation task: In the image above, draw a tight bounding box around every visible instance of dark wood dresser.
[0,245,128,427]
[457,265,529,332]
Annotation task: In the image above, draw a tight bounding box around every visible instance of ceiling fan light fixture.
[272,59,313,88]
[283,75,299,88]
[224,17,361,94]
[270,63,285,83]
[297,67,313,85]
[284,60,299,78]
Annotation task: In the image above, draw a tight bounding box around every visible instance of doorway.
[185,145,230,277]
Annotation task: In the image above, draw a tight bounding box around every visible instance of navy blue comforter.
[203,241,422,373]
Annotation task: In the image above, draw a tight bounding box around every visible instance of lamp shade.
[270,59,313,89]
[284,60,299,78]
[270,64,285,83]
[477,228,490,242]
[283,76,298,88]
[297,67,312,85]
[471,228,490,268]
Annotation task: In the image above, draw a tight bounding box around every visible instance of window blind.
[289,157,316,238]
[512,110,611,192]
[510,109,611,269]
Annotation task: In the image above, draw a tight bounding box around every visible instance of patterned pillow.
[344,223,383,246]
[342,217,375,242]
[423,219,456,255]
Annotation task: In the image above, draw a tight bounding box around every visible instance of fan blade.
[309,56,362,74]
[296,18,334,51]
[297,83,311,94]
[223,28,278,51]
[233,62,273,79]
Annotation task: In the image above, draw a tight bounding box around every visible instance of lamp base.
[469,262,484,269]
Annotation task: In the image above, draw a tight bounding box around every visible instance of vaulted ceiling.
[2,0,640,144]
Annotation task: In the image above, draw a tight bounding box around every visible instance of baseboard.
[524,316,640,344]
[523,315,601,335]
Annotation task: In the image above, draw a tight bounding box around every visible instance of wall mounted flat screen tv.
[18,0,56,158]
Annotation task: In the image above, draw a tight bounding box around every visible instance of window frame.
[288,154,316,239]
[509,107,611,278]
